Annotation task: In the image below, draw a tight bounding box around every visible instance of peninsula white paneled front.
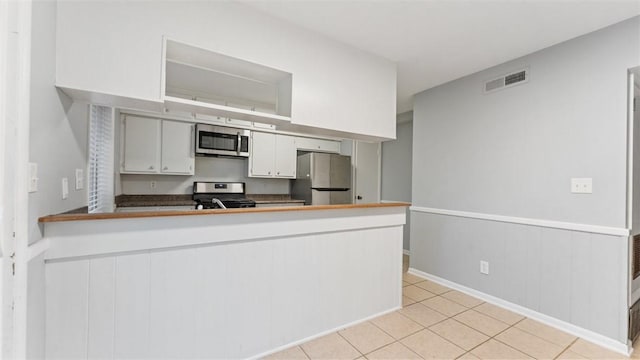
[44,207,405,359]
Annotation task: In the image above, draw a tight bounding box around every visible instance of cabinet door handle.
[163,166,168,170]
[149,166,154,170]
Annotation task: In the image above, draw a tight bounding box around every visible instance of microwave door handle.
[237,132,241,155]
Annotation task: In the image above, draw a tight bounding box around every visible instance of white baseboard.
[408,267,632,356]
[251,305,401,359]
[403,249,410,256]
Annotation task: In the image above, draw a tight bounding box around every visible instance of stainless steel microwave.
[195,124,250,157]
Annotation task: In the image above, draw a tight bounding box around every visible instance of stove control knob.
[196,204,204,210]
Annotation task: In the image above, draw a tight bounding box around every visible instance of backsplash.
[120,156,291,195]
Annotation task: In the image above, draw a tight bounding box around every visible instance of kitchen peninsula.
[40,203,408,359]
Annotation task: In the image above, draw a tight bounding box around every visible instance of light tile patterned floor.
[265,255,639,360]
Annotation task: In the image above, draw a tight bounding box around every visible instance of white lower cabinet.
[249,132,296,178]
[121,116,194,175]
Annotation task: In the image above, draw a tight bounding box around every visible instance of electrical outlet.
[62,178,69,200]
[150,181,157,189]
[571,178,592,194]
[480,260,489,275]
[75,169,84,190]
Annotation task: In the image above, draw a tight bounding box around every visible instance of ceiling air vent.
[484,68,529,94]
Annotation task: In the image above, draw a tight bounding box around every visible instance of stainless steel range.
[192,182,256,210]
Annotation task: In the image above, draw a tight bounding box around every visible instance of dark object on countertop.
[192,182,256,209]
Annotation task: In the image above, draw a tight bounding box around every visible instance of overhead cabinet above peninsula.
[55,1,397,140]
[163,39,293,126]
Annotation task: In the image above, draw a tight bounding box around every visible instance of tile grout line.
[418,295,472,318]
[298,344,312,360]
[398,297,472,356]
[455,311,524,358]
[368,311,426,343]
[489,317,539,358]
[335,330,365,358]
[552,337,581,360]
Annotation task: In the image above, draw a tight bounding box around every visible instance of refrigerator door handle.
[311,187,350,191]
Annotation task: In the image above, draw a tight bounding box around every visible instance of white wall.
[411,16,640,347]
[55,1,396,140]
[381,114,412,251]
[121,157,290,195]
[26,1,90,357]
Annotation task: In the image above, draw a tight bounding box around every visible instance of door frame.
[628,68,640,307]
[352,140,381,204]
[0,0,32,358]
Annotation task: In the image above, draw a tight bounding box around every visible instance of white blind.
[88,104,114,213]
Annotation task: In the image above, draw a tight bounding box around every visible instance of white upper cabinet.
[249,132,276,177]
[56,2,396,140]
[161,120,194,175]
[122,116,161,173]
[249,132,296,178]
[274,135,296,178]
[121,116,194,175]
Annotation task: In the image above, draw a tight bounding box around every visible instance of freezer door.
[329,154,351,190]
[311,189,331,205]
[330,189,352,204]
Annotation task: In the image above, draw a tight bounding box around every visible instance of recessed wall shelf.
[162,39,292,126]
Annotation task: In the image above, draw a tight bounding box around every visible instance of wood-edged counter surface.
[39,202,411,223]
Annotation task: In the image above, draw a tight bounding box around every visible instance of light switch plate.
[62,177,69,199]
[571,178,592,194]
[75,169,84,190]
[28,162,38,193]
[480,261,489,275]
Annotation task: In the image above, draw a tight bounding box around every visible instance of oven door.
[196,124,250,157]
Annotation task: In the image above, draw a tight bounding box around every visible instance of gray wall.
[27,1,90,357]
[381,114,412,251]
[29,1,88,238]
[411,16,640,344]
[413,18,640,228]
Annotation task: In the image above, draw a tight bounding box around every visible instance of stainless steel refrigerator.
[291,153,352,205]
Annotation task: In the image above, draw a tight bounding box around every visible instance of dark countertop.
[115,194,304,207]
[115,194,195,207]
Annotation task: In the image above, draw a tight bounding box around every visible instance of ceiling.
[241,0,640,114]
